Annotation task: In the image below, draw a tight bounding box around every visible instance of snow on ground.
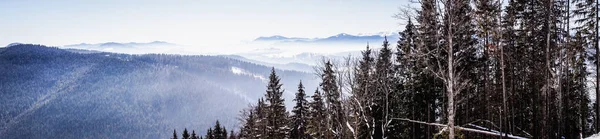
[230,66,267,82]
[587,133,600,139]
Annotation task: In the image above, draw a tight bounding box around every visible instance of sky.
[0,0,410,47]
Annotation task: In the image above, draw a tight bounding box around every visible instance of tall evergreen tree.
[389,17,421,139]
[206,128,214,139]
[351,44,375,138]
[239,109,254,139]
[213,121,223,139]
[320,61,345,138]
[372,37,394,139]
[183,128,190,139]
[264,68,289,138]
[222,128,227,139]
[414,0,445,137]
[191,130,199,139]
[471,0,501,137]
[573,0,599,132]
[562,31,591,138]
[255,98,268,138]
[173,129,178,139]
[307,89,326,139]
[228,130,236,139]
[290,81,310,139]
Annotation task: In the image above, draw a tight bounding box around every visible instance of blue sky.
[0,0,409,47]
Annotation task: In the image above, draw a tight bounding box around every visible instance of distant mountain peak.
[334,33,350,37]
[64,41,177,48]
[253,32,399,43]
[6,42,24,47]
[254,35,292,41]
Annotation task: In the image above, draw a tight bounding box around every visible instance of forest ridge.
[191,0,600,139]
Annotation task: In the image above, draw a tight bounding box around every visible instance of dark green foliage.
[191,130,199,139]
[307,89,326,138]
[290,81,310,139]
[183,128,190,139]
[350,44,374,138]
[320,61,346,138]
[173,129,178,139]
[265,68,289,138]
[228,130,236,139]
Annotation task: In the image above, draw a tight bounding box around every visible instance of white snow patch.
[587,133,600,139]
[230,66,267,82]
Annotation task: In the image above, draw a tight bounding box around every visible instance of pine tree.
[561,31,590,138]
[290,81,310,139]
[228,130,236,139]
[222,127,227,139]
[374,36,395,138]
[501,0,518,136]
[307,89,326,138]
[206,128,214,139]
[414,0,445,138]
[264,68,289,138]
[471,0,501,137]
[255,98,268,138]
[573,0,599,133]
[183,128,190,139]
[173,129,178,139]
[213,121,223,139]
[389,18,417,139]
[191,130,199,139]
[351,44,374,138]
[240,109,254,139]
[320,61,345,138]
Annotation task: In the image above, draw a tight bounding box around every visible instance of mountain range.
[64,41,179,48]
[0,44,318,139]
[253,32,400,44]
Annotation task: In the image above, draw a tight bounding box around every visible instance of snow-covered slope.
[587,133,600,139]
[0,44,318,139]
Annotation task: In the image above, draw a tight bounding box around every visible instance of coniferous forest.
[178,0,600,138]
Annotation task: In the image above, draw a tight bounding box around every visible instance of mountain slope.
[0,44,317,139]
[253,32,399,44]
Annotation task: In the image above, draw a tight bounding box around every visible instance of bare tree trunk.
[501,32,507,138]
[596,0,600,132]
[543,0,553,137]
[447,12,456,139]
[444,0,456,138]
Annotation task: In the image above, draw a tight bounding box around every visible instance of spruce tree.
[264,68,289,138]
[373,36,394,138]
[173,129,178,139]
[290,81,310,139]
[213,121,223,139]
[183,128,190,139]
[228,130,236,139]
[351,44,374,138]
[320,61,345,138]
[222,127,227,139]
[255,98,268,138]
[415,0,444,137]
[206,128,214,139]
[573,0,599,133]
[307,89,326,138]
[191,130,199,139]
[562,31,589,138]
[389,18,417,139]
[240,109,255,139]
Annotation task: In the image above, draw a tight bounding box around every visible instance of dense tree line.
[235,0,600,138]
[171,121,237,139]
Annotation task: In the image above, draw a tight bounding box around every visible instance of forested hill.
[0,44,317,139]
